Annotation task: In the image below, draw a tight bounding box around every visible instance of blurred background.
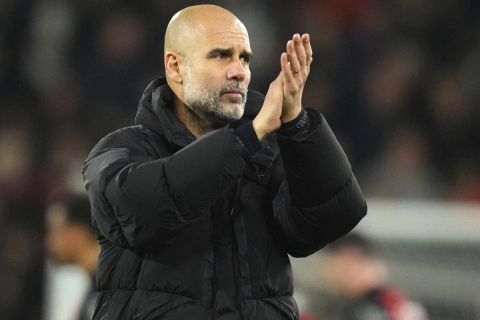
[1,0,479,319]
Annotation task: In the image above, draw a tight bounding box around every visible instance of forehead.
[211,31,250,47]
[197,18,251,51]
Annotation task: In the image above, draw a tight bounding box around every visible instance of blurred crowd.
[299,232,429,320]
[1,0,479,318]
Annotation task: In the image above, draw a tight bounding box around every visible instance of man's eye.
[241,56,251,64]
[215,53,227,59]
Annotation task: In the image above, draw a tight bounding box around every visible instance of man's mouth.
[221,88,246,104]
[222,89,244,97]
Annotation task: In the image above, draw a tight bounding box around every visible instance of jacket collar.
[134,77,265,148]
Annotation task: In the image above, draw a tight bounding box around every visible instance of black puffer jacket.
[83,78,366,320]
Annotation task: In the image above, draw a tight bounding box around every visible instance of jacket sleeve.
[83,127,246,252]
[272,109,367,257]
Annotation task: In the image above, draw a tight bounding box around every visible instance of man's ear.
[164,52,184,84]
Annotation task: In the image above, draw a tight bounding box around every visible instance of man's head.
[164,5,252,129]
[46,193,96,266]
[321,233,387,298]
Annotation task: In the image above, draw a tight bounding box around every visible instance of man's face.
[321,249,375,298]
[46,205,74,263]
[46,204,87,264]
[182,18,252,127]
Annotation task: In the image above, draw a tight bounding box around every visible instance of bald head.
[163,5,252,136]
[164,5,248,55]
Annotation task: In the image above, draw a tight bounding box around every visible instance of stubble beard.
[183,63,248,131]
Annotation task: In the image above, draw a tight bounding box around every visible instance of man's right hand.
[252,72,284,141]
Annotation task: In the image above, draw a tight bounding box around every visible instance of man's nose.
[226,59,247,82]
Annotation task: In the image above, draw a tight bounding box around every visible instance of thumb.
[266,71,283,101]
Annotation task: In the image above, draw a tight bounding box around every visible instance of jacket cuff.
[278,109,310,137]
[234,120,262,155]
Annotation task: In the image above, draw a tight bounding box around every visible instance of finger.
[293,33,307,70]
[286,40,301,78]
[281,52,296,90]
[302,33,313,66]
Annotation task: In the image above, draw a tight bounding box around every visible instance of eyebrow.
[206,48,253,61]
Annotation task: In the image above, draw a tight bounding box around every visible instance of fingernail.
[287,40,293,47]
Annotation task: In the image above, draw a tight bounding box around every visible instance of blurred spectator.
[0,97,45,319]
[73,9,149,137]
[426,71,475,171]
[46,193,98,320]
[24,0,76,95]
[0,112,33,201]
[360,124,440,199]
[449,158,480,202]
[318,233,428,320]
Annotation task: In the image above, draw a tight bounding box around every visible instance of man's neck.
[174,98,214,138]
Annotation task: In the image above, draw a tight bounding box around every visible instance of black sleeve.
[272,109,367,257]
[83,128,246,252]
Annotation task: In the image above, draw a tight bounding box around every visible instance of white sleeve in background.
[44,259,91,320]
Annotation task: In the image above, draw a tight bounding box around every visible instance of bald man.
[83,5,366,320]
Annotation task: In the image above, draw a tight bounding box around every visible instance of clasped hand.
[253,33,313,140]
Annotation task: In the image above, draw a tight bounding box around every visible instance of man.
[83,4,367,320]
[46,193,99,320]
[319,233,428,320]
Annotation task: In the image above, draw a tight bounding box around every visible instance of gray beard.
[184,100,238,131]
[183,73,247,132]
